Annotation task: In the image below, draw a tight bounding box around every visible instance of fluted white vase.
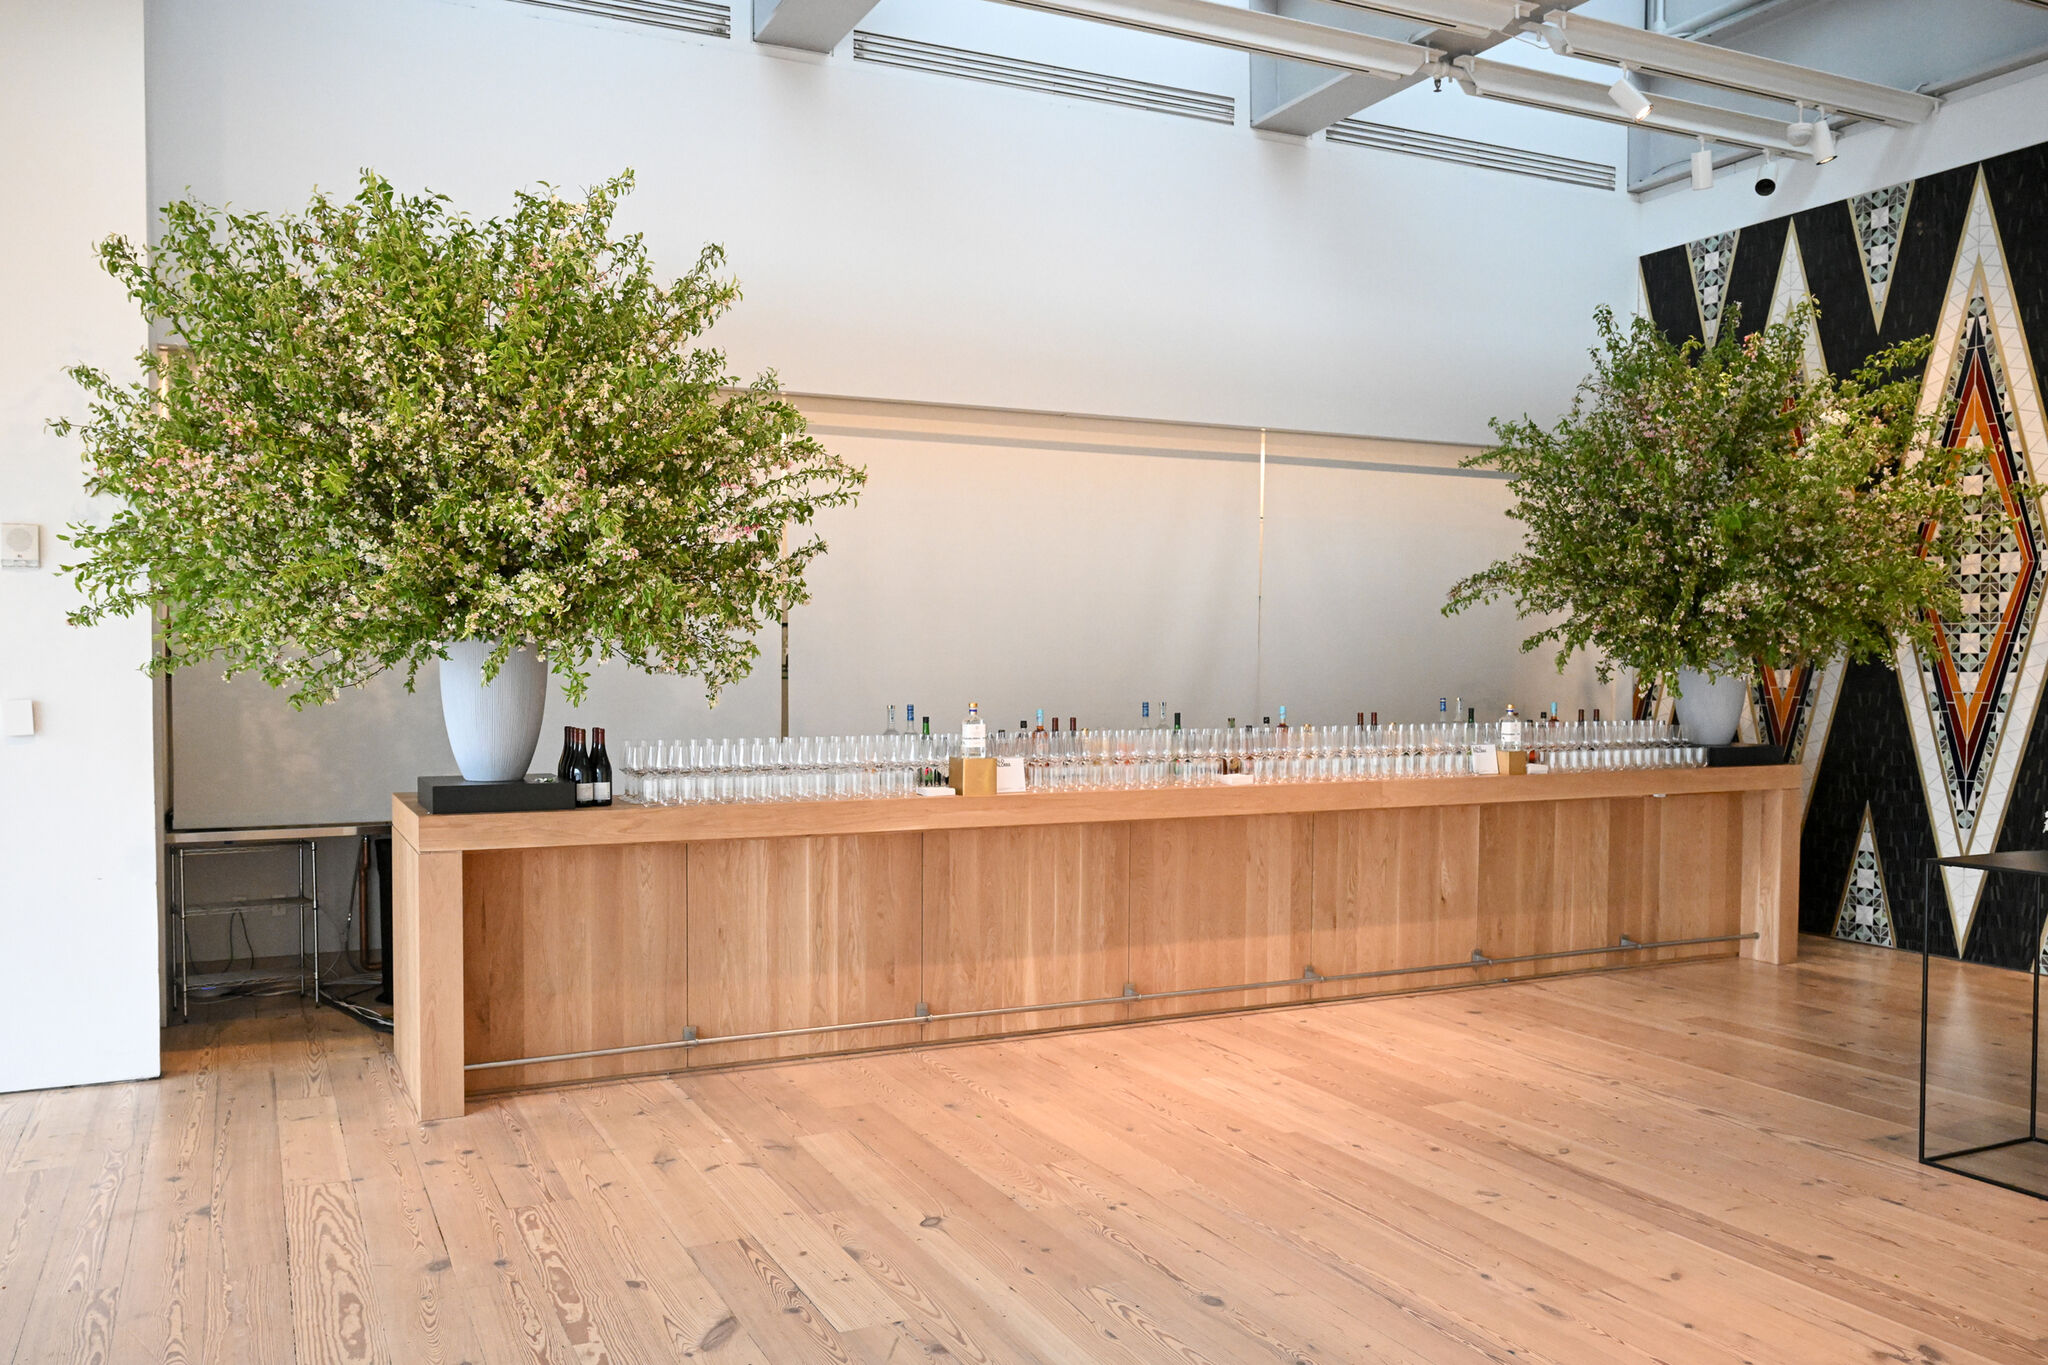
[1674,667,1747,746]
[438,639,547,782]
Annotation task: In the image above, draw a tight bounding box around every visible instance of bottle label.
[576,782,595,803]
[963,721,987,757]
[593,782,611,803]
[1500,720,1524,750]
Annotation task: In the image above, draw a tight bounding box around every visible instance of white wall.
[146,0,1637,446]
[0,0,160,1090]
[1634,60,2048,252]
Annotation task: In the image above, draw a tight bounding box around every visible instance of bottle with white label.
[962,702,988,758]
[1498,703,1524,753]
[588,727,613,807]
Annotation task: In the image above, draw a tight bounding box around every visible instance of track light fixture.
[1755,153,1779,197]
[1608,70,1653,122]
[1691,137,1714,191]
[1787,104,1837,165]
[1810,109,1836,163]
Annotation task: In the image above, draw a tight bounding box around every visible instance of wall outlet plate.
[1,523,39,569]
[1,699,34,738]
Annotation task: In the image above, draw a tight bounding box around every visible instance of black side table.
[1922,851,2047,1199]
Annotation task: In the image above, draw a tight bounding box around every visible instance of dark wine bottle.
[588,727,613,807]
[556,725,578,785]
[568,727,594,807]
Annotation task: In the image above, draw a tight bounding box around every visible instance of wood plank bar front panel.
[687,833,923,1066]
[393,836,466,1121]
[922,823,1133,1039]
[1741,787,1800,964]
[1310,796,1747,1004]
[463,843,689,1093]
[1646,793,1744,962]
[1128,815,1314,1017]
[391,766,1799,1118]
[1310,806,1483,998]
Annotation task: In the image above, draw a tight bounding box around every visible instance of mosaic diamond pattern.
[1833,806,1896,947]
[1916,296,2042,840]
[1926,311,2036,796]
[1686,231,1739,347]
[1753,665,1812,752]
[1848,181,1913,330]
[1897,170,2048,949]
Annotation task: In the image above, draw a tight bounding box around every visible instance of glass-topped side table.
[1922,851,2048,1199]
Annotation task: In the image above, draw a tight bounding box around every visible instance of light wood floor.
[6,938,2048,1365]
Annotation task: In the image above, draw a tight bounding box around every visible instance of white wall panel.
[1259,455,1605,725]
[0,0,159,1091]
[144,0,1636,446]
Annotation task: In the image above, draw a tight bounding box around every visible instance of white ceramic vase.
[1673,667,1748,746]
[438,639,547,782]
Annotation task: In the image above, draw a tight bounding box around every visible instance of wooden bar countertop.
[392,763,1801,852]
[392,762,1802,1119]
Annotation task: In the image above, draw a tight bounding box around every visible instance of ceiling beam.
[1313,0,1526,38]
[1547,11,1939,123]
[989,0,1436,80]
[1249,0,1591,139]
[752,0,883,53]
[1453,55,1813,153]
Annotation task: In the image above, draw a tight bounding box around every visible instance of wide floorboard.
[5,937,2048,1364]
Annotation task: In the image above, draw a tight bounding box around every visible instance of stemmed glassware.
[611,713,1717,806]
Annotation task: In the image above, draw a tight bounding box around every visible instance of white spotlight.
[1810,111,1836,164]
[1608,73,1653,121]
[1691,138,1714,190]
[1755,154,1779,198]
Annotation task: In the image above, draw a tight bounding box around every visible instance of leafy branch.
[1444,303,1965,692]
[55,170,864,706]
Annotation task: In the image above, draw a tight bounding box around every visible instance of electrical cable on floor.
[313,834,392,1033]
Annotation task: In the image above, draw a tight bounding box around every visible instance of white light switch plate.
[1,700,34,737]
[1,524,39,569]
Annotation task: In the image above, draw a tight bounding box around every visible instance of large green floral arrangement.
[1444,303,1963,690]
[56,170,863,705]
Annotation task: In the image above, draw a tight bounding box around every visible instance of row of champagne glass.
[612,719,1709,805]
[616,735,958,805]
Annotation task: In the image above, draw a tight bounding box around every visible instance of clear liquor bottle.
[962,702,987,758]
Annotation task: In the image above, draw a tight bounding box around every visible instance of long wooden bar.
[393,765,1802,1120]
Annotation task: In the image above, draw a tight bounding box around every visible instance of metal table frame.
[1920,851,2047,1199]
[165,822,392,1021]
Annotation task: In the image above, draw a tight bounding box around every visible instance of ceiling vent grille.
[852,31,1235,126]
[504,0,730,39]
[1327,118,1616,191]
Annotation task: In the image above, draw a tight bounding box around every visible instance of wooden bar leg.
[394,834,467,1120]
[1741,787,1800,965]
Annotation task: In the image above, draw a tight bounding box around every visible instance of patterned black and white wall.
[1639,140,2048,973]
